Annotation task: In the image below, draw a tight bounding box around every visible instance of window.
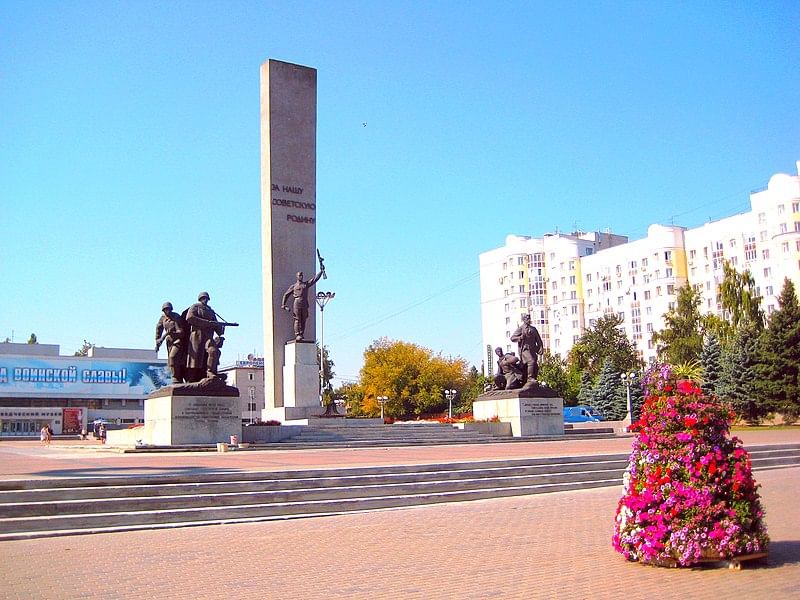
[779,223,788,234]
[644,290,651,300]
[765,285,774,296]
[656,286,662,296]
[778,204,785,214]
[617,296,624,306]
[519,271,524,279]
[570,291,577,300]
[689,249,696,259]
[572,320,579,329]
[646,323,653,332]
[664,251,672,261]
[645,306,652,315]
[569,275,576,285]
[763,267,771,277]
[520,298,527,307]
[793,201,799,213]
[665,268,673,277]
[517,256,524,265]
[571,305,578,314]
[762,249,770,260]
[760,231,768,241]
[248,373,255,381]
[744,236,757,260]
[569,260,575,270]
[667,284,675,295]
[729,239,736,248]
[586,273,592,282]
[758,212,766,224]
[642,257,649,267]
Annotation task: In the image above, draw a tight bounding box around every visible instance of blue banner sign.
[0,357,169,397]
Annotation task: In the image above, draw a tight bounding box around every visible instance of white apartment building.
[479,162,800,373]
[581,224,687,363]
[684,166,800,318]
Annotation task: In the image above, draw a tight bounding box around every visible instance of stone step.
[0,458,631,503]
[0,444,795,540]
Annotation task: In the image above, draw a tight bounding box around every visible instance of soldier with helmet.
[184,291,223,382]
[155,301,188,383]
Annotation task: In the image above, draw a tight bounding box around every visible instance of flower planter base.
[697,551,769,570]
[638,551,768,570]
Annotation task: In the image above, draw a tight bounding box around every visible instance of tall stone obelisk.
[260,59,318,419]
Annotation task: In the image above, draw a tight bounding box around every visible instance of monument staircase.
[262,422,614,449]
[1,443,798,541]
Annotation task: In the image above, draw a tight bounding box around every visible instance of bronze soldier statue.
[155,302,188,383]
[184,292,238,382]
[493,346,525,390]
[282,270,324,341]
[510,313,544,390]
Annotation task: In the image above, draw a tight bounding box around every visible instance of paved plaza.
[1,431,799,599]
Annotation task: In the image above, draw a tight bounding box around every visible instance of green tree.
[538,350,579,404]
[591,358,626,421]
[27,333,38,344]
[575,371,595,408]
[359,337,469,419]
[753,278,800,422]
[652,283,706,365]
[718,323,763,424]
[316,343,336,407]
[459,366,489,415]
[719,261,765,331]
[568,314,640,379]
[700,333,722,396]
[333,381,364,416]
[74,340,94,356]
[629,377,645,422]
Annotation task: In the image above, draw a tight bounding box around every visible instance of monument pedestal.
[473,387,564,437]
[144,385,242,445]
[262,341,327,424]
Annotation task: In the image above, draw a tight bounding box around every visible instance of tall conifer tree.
[754,278,800,422]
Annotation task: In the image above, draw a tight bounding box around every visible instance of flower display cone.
[612,369,769,567]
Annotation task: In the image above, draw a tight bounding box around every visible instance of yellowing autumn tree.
[359,337,469,419]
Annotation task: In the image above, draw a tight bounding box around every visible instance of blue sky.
[2,1,798,385]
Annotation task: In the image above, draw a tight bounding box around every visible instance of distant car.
[563,405,603,423]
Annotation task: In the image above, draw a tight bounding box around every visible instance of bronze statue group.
[155,292,238,384]
[493,313,544,391]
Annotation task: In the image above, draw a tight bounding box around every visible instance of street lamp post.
[377,396,388,421]
[444,389,457,419]
[315,291,335,414]
[620,371,638,428]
